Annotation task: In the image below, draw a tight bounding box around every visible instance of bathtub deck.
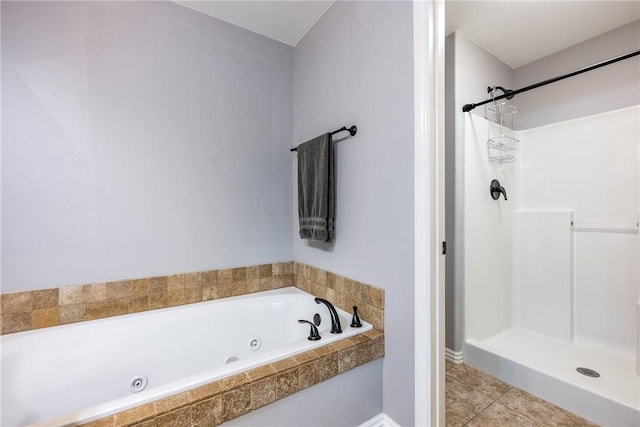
[464,327,639,426]
[63,328,386,427]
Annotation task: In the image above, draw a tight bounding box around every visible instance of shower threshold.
[464,327,639,426]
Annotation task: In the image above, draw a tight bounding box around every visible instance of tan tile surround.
[1,262,294,335]
[294,263,384,331]
[1,262,385,426]
[81,330,384,427]
[0,262,384,335]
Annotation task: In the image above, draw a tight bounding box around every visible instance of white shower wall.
[514,106,639,351]
[464,105,639,351]
[512,209,574,341]
[516,107,639,224]
[463,113,518,341]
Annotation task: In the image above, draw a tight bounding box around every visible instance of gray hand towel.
[297,133,335,242]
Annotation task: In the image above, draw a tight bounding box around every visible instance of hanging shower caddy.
[485,87,518,163]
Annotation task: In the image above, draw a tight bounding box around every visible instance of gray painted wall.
[292,2,414,424]
[452,32,514,120]
[513,20,640,130]
[1,1,293,293]
[444,34,457,354]
[223,359,383,427]
[445,32,513,352]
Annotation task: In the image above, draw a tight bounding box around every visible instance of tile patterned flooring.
[445,361,599,426]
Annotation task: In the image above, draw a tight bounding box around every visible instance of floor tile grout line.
[460,400,496,426]
[448,365,519,427]
[492,385,513,402]
[447,375,500,426]
[461,381,505,427]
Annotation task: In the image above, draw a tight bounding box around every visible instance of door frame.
[414,1,446,426]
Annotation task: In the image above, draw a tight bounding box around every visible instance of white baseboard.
[359,413,401,427]
[445,347,464,364]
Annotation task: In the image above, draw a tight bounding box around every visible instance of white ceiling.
[446,1,640,69]
[174,1,333,46]
[173,1,639,68]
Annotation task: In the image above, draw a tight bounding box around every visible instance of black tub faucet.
[314,297,342,334]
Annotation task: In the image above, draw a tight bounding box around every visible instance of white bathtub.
[1,286,371,426]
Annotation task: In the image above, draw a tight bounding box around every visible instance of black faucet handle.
[350,306,362,328]
[298,319,321,341]
[490,179,508,201]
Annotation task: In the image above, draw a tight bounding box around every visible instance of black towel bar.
[290,125,357,152]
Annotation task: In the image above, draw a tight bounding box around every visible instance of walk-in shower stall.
[458,47,640,426]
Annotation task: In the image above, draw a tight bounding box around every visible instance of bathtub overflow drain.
[249,337,262,351]
[129,375,148,393]
[225,356,239,364]
[576,367,600,378]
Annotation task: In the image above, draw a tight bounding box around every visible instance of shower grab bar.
[462,48,640,112]
[290,125,357,152]
[571,222,639,234]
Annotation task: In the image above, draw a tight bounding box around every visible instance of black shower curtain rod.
[290,125,357,152]
[462,48,640,113]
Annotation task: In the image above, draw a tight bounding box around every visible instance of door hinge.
[442,241,447,255]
